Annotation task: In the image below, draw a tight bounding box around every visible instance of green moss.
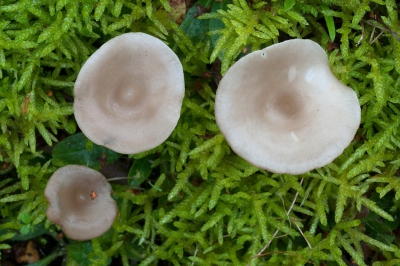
[1,0,400,265]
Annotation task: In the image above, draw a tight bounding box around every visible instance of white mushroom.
[74,32,185,154]
[44,165,117,240]
[215,39,361,174]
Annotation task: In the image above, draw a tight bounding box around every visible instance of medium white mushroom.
[215,39,361,174]
[74,32,184,154]
[44,165,117,241]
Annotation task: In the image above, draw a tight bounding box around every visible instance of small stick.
[369,26,376,43]
[356,22,364,47]
[363,19,400,43]
[293,220,312,249]
[274,195,293,239]
[248,250,316,265]
[363,20,386,31]
[191,243,199,266]
[256,178,304,256]
[370,30,384,44]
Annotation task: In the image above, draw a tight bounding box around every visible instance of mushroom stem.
[106,177,130,182]
[105,177,145,190]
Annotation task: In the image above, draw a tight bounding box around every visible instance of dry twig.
[256,178,306,257]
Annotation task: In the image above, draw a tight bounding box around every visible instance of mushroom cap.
[44,165,117,240]
[215,39,361,174]
[74,32,184,154]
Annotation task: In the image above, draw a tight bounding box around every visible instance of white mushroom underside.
[74,33,184,154]
[215,39,361,174]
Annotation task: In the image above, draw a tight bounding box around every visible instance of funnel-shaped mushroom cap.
[74,32,184,154]
[215,39,361,174]
[44,165,117,240]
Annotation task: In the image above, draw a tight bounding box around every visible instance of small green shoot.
[322,4,336,41]
[20,213,33,235]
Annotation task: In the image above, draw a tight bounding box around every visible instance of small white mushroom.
[74,33,185,154]
[215,39,361,174]
[44,165,117,241]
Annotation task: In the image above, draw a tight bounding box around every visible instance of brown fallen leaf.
[169,0,186,24]
[15,241,39,264]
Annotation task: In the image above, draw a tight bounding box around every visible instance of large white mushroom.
[74,33,184,154]
[215,39,361,174]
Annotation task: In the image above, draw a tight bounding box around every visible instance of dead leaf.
[169,0,186,24]
[15,241,39,264]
